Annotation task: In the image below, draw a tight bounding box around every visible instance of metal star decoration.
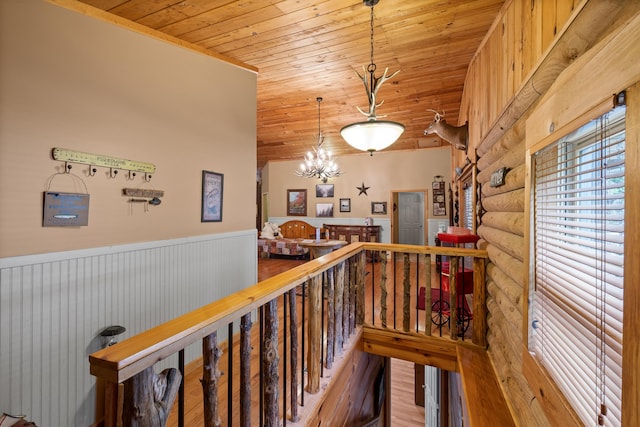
[357,182,370,196]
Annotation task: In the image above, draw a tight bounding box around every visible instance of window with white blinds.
[529,105,625,426]
[462,182,473,231]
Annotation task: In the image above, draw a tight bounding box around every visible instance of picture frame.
[315,183,334,198]
[316,202,334,217]
[339,198,351,213]
[287,189,307,216]
[371,201,387,215]
[201,170,224,222]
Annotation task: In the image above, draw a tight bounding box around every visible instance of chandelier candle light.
[340,0,404,155]
[295,97,342,183]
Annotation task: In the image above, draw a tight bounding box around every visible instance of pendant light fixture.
[295,97,342,183]
[340,0,404,155]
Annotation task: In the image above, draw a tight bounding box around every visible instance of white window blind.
[530,105,625,426]
[462,182,473,231]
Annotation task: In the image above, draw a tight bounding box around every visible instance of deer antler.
[355,66,400,119]
[426,109,445,122]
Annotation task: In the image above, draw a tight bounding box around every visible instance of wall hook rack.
[51,147,156,180]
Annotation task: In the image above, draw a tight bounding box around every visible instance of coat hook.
[127,171,137,181]
[109,168,119,179]
[144,173,152,182]
[64,163,72,173]
[88,166,97,177]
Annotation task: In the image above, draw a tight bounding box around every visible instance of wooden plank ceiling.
[78,0,505,169]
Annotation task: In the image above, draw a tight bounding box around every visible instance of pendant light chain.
[368,5,376,76]
[317,96,322,145]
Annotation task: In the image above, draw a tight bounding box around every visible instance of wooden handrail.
[90,243,488,382]
[89,243,361,383]
[90,242,489,425]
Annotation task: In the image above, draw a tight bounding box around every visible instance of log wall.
[458,0,640,424]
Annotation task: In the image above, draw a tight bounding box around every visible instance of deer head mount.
[424,109,469,152]
[355,65,400,120]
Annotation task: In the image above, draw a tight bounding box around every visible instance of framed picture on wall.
[339,198,351,212]
[201,170,224,222]
[316,183,334,198]
[432,178,447,216]
[371,201,387,215]
[316,203,334,217]
[287,189,307,216]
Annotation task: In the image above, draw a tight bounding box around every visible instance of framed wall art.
[339,198,351,213]
[316,183,334,198]
[316,202,334,217]
[432,178,446,216]
[287,189,307,216]
[201,170,224,222]
[371,201,387,215]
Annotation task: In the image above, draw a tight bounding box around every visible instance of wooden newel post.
[122,366,182,427]
[202,332,222,427]
[306,274,322,394]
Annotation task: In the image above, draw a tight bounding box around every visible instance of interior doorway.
[391,190,428,244]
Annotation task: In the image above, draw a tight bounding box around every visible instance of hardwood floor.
[390,358,426,426]
[168,256,426,426]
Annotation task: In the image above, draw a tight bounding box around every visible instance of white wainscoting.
[0,230,257,427]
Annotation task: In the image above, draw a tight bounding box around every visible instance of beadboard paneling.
[0,230,257,427]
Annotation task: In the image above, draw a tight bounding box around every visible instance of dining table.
[298,239,348,259]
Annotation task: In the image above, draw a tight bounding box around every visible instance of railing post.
[263,299,280,425]
[288,288,299,422]
[326,267,335,369]
[379,251,388,328]
[424,254,432,337]
[449,256,459,340]
[240,314,253,426]
[123,366,181,426]
[402,253,411,332]
[355,252,365,326]
[335,261,345,353]
[472,257,487,347]
[306,274,322,394]
[202,332,222,427]
[100,379,120,427]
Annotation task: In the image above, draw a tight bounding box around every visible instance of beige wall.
[0,0,257,258]
[264,147,452,221]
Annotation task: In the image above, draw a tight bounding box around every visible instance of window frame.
[522,93,639,426]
